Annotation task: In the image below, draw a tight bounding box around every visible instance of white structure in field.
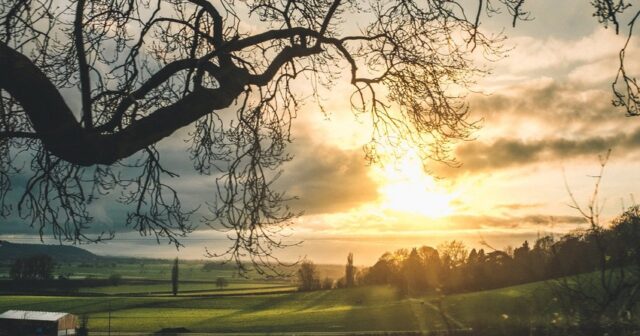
[0,310,78,336]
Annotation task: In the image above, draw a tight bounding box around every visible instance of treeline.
[299,206,640,295]
[361,207,640,294]
[297,252,356,291]
[9,254,55,280]
[359,239,549,294]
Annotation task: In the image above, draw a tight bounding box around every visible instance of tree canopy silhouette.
[0,0,636,270]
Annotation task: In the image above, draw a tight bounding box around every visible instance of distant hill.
[0,240,99,263]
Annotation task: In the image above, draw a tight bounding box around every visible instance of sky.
[2,1,640,266]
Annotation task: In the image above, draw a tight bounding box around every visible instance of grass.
[77,281,294,295]
[5,260,630,334]
[56,261,242,282]
[441,281,559,332]
[0,287,452,332]
[0,260,343,282]
[0,283,556,333]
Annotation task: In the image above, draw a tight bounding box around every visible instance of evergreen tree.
[171,257,179,296]
[345,252,355,288]
[402,248,427,293]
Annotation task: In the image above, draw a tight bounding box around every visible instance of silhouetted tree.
[402,248,426,294]
[108,273,122,286]
[438,241,467,291]
[215,277,228,289]
[417,246,442,290]
[321,277,334,290]
[551,151,640,334]
[9,254,55,280]
[529,235,554,280]
[512,240,531,283]
[438,240,468,269]
[345,252,355,288]
[482,250,514,288]
[171,257,179,296]
[2,0,636,277]
[297,260,320,291]
[0,0,537,273]
[361,252,399,286]
[468,248,487,291]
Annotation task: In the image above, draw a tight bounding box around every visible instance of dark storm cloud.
[0,191,130,237]
[153,126,379,216]
[0,125,379,238]
[0,143,203,239]
[0,220,45,235]
[277,134,379,215]
[159,127,380,216]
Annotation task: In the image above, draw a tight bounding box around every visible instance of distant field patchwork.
[0,283,564,334]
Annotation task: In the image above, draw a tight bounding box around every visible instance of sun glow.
[376,152,456,218]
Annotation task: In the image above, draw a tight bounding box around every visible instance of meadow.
[0,282,559,334]
[3,258,634,334]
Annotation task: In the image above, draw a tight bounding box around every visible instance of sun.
[375,152,455,218]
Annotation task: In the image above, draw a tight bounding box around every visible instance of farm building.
[0,310,77,336]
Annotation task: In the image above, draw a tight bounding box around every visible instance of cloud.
[429,75,640,178]
[0,117,379,241]
[438,127,640,176]
[498,29,632,77]
[495,202,545,210]
[430,214,585,231]
[293,205,586,235]
[277,130,379,215]
[469,79,621,138]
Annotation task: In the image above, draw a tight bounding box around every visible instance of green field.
[0,282,562,334]
[2,259,617,334]
[55,260,249,282]
[0,258,343,282]
[0,287,457,333]
[76,281,294,295]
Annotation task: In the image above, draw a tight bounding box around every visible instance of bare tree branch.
[0,0,561,274]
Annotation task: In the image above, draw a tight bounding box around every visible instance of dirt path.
[406,298,467,331]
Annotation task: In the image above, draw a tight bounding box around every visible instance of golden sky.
[3,1,640,265]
